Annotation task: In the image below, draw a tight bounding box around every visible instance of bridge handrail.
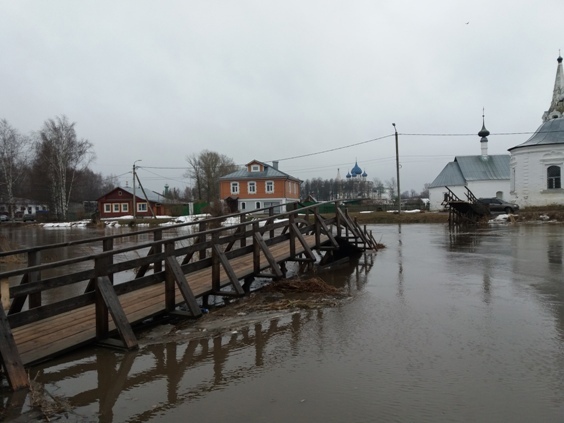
[0,200,340,280]
[0,200,341,259]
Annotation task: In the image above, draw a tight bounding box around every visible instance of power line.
[270,129,564,164]
[271,134,395,162]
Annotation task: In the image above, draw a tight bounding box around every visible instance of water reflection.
[3,224,564,422]
[1,308,348,421]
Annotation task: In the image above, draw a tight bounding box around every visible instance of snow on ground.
[42,220,91,228]
[488,213,517,224]
[386,209,421,214]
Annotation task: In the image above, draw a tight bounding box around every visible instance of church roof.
[510,54,564,151]
[220,161,299,181]
[351,161,363,176]
[509,116,564,151]
[429,155,510,188]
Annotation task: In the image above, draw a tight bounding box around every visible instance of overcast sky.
[1,0,562,195]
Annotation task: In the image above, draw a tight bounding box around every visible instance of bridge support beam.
[0,305,28,390]
[165,254,202,318]
[95,276,138,350]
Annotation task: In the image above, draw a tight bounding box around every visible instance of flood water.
[2,223,564,422]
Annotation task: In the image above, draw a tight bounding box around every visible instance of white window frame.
[231,182,239,194]
[547,165,562,189]
[113,203,120,212]
[240,202,246,210]
[266,180,274,193]
[137,202,148,212]
[255,201,261,209]
[251,164,260,172]
[121,203,129,212]
[248,181,257,194]
[104,204,111,213]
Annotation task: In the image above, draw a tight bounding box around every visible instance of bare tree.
[385,177,397,200]
[37,116,95,221]
[185,150,238,203]
[373,178,385,199]
[420,183,430,198]
[0,119,32,219]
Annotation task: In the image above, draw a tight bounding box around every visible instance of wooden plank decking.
[12,234,327,365]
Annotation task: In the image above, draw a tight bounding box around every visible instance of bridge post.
[198,221,207,260]
[269,206,275,239]
[28,250,41,309]
[240,212,247,247]
[252,221,260,274]
[314,205,321,247]
[288,213,296,258]
[153,229,163,274]
[335,201,342,237]
[1,278,9,311]
[0,305,28,390]
[211,232,220,292]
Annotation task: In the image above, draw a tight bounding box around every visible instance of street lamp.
[133,160,142,219]
[392,123,401,214]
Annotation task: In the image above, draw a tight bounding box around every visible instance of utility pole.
[133,160,142,219]
[392,123,401,214]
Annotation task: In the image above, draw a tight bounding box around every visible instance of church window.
[547,166,561,189]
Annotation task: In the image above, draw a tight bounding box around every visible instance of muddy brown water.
[2,223,564,422]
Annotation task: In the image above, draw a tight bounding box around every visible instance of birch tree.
[0,119,31,219]
[38,116,95,221]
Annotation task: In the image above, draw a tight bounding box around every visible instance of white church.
[509,54,564,207]
[429,54,564,210]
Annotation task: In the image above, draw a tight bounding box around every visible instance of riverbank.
[341,206,564,224]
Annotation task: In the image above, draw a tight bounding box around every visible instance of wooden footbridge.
[0,201,378,391]
[442,186,489,229]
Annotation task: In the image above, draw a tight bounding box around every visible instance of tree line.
[0,116,116,221]
[301,176,429,202]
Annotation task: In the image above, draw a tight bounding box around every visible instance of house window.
[113,203,120,212]
[240,202,246,210]
[248,181,256,194]
[255,201,261,209]
[251,165,260,172]
[137,203,148,212]
[122,203,129,212]
[104,204,111,213]
[231,182,239,194]
[547,166,561,189]
[266,181,274,193]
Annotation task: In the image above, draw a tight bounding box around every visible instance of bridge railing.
[0,200,351,321]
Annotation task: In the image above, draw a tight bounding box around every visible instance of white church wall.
[511,145,564,207]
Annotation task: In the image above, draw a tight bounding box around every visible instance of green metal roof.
[429,154,509,188]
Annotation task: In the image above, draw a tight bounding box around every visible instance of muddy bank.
[140,276,350,345]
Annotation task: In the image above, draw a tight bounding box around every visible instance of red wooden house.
[97,186,166,219]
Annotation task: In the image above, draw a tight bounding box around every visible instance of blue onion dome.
[346,172,351,179]
[351,161,362,176]
[362,171,368,177]
[558,55,563,64]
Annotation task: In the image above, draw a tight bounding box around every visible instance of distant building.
[344,160,370,198]
[219,160,301,212]
[0,198,48,218]
[509,54,564,207]
[97,186,167,218]
[428,116,510,210]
